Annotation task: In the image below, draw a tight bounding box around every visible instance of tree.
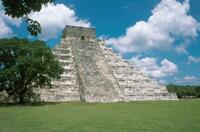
[1,0,54,36]
[195,86,200,97]
[0,38,63,104]
[167,84,200,99]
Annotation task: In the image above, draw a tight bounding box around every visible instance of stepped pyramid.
[39,26,177,102]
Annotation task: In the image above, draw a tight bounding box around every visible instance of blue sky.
[0,0,200,85]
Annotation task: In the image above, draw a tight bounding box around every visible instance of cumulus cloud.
[188,55,200,64]
[175,44,188,54]
[107,0,200,53]
[29,3,91,40]
[0,20,12,38]
[0,4,21,38]
[175,76,199,85]
[129,56,178,78]
[158,79,167,85]
[184,76,197,81]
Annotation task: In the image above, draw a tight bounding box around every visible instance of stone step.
[63,65,74,70]
[62,70,75,75]
[119,84,163,90]
[40,94,80,102]
[114,69,141,73]
[119,83,155,88]
[59,61,74,66]
[56,55,72,60]
[57,45,72,49]
[61,72,76,77]
[54,47,71,51]
[45,89,79,94]
[116,76,150,81]
[63,68,74,72]
[115,75,147,80]
[60,63,74,68]
[109,63,129,67]
[60,74,75,78]
[59,58,73,63]
[117,79,150,84]
[54,77,76,82]
[53,49,71,54]
[52,85,78,90]
[54,53,72,57]
[127,93,177,99]
[124,89,167,94]
[52,81,76,85]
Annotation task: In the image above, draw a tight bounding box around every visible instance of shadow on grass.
[0,102,60,107]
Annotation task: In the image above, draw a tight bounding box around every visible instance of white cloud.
[175,44,188,54]
[0,20,12,37]
[107,0,200,53]
[188,55,200,63]
[0,4,21,38]
[29,3,91,40]
[184,76,197,81]
[175,76,199,85]
[158,79,167,85]
[129,56,178,78]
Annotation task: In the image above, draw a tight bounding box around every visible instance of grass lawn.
[0,99,200,132]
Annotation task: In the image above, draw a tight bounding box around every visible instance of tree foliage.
[167,84,200,99]
[0,38,63,104]
[1,0,54,36]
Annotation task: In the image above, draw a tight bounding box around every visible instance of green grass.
[0,100,200,132]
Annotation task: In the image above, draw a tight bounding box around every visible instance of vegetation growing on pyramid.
[0,38,63,104]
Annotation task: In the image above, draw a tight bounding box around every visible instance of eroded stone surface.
[39,26,177,102]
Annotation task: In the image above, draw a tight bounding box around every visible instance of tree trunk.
[19,93,25,104]
[18,85,26,104]
[17,79,26,104]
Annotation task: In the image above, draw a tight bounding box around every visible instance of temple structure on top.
[39,25,178,102]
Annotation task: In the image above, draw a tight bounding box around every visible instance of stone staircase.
[39,40,80,102]
[69,39,126,102]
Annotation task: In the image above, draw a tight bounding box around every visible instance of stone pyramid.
[39,26,177,102]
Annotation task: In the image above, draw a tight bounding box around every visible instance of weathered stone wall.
[62,26,96,42]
